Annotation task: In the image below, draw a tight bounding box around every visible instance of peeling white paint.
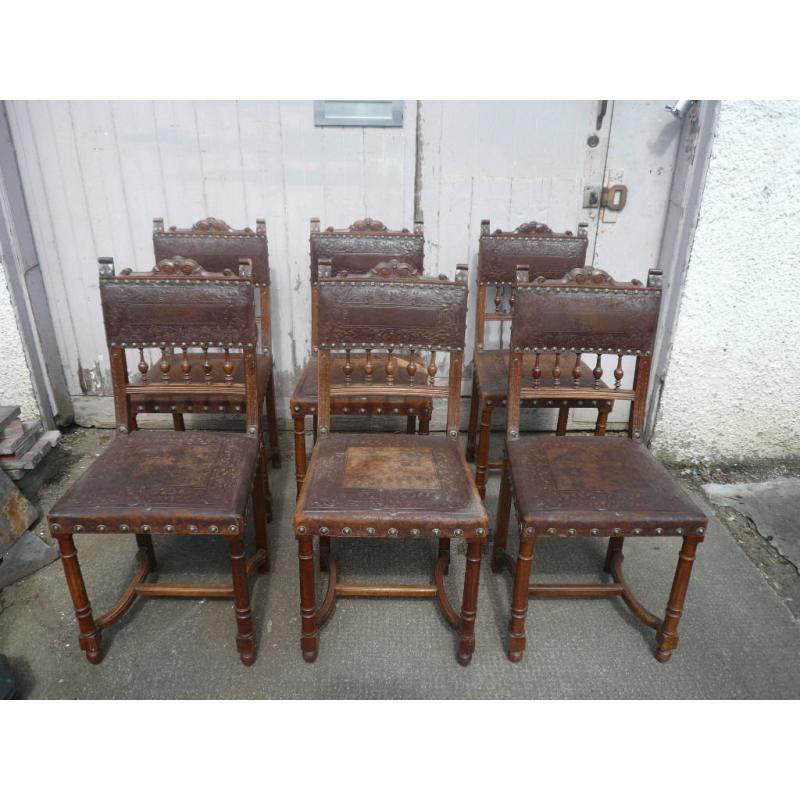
[0,263,38,418]
[653,101,800,462]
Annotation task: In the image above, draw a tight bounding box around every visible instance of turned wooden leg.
[475,402,493,500]
[595,400,611,437]
[406,413,416,434]
[293,413,307,496]
[604,535,624,574]
[252,447,270,573]
[419,406,431,435]
[266,372,281,468]
[508,535,536,663]
[135,533,157,571]
[171,412,185,431]
[656,536,701,663]
[466,378,479,462]
[56,536,102,664]
[298,537,318,663]
[556,405,569,436]
[457,541,483,666]
[229,537,255,666]
[492,464,512,573]
[438,537,451,576]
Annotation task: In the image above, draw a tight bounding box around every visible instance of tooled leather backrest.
[317,275,467,352]
[100,257,257,349]
[478,219,588,285]
[510,268,660,356]
[153,217,269,287]
[309,217,424,282]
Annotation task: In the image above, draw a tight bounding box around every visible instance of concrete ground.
[1,427,799,699]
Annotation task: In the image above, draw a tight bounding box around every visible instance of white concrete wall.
[653,101,800,462]
[0,263,38,418]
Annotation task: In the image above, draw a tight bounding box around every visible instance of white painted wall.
[0,263,38,418]
[653,101,800,462]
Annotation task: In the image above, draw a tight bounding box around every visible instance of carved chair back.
[507,267,662,442]
[476,219,588,351]
[315,269,468,440]
[99,257,260,436]
[309,217,425,344]
[153,217,271,353]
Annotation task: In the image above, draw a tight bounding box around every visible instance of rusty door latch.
[583,184,628,211]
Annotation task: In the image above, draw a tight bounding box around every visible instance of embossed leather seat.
[505,436,705,532]
[49,431,259,533]
[296,433,485,534]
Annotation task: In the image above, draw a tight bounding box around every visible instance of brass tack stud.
[410,528,420,537]
[297,525,307,534]
[51,523,61,533]
[590,528,600,536]
[188,525,198,533]
[341,527,352,535]
[388,527,399,537]
[75,525,84,532]
[319,526,329,535]
[141,525,151,533]
[432,528,441,535]
[366,527,376,535]
[524,527,534,536]
[120,524,129,532]
[568,528,576,536]
[655,527,663,535]
[165,525,175,533]
[613,528,621,535]
[97,524,107,532]
[697,527,705,534]
[476,528,485,537]
[453,528,464,537]
[676,528,684,535]
[633,528,642,536]
[546,527,556,535]
[209,525,219,534]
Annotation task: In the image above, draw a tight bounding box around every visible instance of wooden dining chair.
[465,220,614,499]
[293,267,488,666]
[47,257,269,666]
[290,217,431,493]
[151,216,280,469]
[492,266,707,663]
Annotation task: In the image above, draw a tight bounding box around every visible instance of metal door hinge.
[583,184,628,211]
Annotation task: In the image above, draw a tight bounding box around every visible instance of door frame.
[645,100,720,443]
[0,101,73,429]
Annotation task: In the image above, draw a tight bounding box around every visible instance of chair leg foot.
[507,648,524,664]
[85,646,104,665]
[457,651,473,667]
[302,647,318,664]
[239,650,256,667]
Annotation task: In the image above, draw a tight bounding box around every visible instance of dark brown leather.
[291,353,431,414]
[294,433,487,538]
[511,282,661,355]
[310,219,424,282]
[317,277,467,350]
[478,221,587,285]
[153,217,269,286]
[506,436,707,535]
[101,273,256,348]
[48,431,259,535]
[475,349,608,402]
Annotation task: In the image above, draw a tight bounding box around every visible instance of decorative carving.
[548,267,617,286]
[368,259,420,279]
[513,221,553,235]
[154,257,208,276]
[348,218,388,232]
[188,217,233,233]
